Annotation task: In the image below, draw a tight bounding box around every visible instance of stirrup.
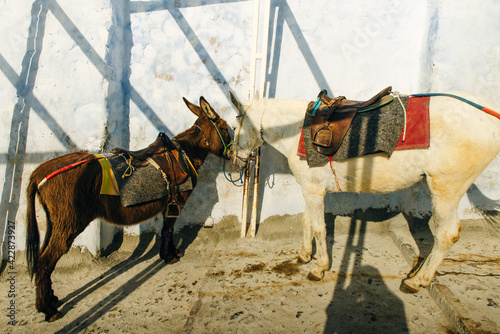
[312,126,333,148]
[166,202,181,218]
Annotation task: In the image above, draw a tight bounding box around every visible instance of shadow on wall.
[0,1,60,266]
[266,0,331,98]
[174,154,225,242]
[466,183,500,228]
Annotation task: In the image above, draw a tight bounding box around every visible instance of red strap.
[44,159,91,182]
[329,156,342,192]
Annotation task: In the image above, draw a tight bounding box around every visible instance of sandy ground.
[1,213,499,333]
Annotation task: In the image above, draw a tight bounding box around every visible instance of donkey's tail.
[26,177,40,280]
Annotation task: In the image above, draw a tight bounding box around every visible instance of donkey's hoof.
[399,279,420,294]
[162,255,180,265]
[160,249,184,264]
[46,311,63,322]
[307,269,324,281]
[297,254,311,264]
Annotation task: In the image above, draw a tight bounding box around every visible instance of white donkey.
[229,90,500,294]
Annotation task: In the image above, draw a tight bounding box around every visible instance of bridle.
[210,119,233,157]
[195,118,233,158]
[231,104,258,164]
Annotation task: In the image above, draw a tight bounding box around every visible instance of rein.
[223,105,255,184]
[210,119,233,156]
[232,105,254,162]
[193,117,233,157]
[198,118,243,183]
[232,104,265,164]
[222,160,244,184]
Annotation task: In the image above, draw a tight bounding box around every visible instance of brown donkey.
[26,97,233,321]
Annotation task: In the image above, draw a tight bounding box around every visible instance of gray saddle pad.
[302,97,407,167]
[104,153,193,207]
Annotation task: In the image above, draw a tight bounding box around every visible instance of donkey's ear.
[229,90,245,116]
[183,97,203,117]
[199,96,218,120]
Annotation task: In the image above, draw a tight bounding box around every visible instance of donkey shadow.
[322,206,433,333]
[56,232,159,323]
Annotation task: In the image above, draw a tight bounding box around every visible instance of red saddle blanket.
[297,96,430,158]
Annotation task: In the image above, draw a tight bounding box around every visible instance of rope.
[146,157,169,183]
[259,107,268,145]
[122,155,134,178]
[329,156,342,192]
[222,160,244,185]
[392,91,407,142]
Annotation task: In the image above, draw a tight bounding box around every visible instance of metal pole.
[249,0,270,100]
[240,161,250,238]
[258,0,270,98]
[249,0,260,99]
[249,147,261,237]
[242,0,269,237]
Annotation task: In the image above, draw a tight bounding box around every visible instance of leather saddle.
[310,86,393,156]
[111,133,190,217]
[112,132,173,160]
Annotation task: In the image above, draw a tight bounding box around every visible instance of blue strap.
[311,89,328,115]
[311,99,321,115]
[411,93,485,111]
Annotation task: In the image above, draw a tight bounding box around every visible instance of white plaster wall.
[1,0,500,257]
[1,0,112,255]
[0,1,33,259]
[127,1,253,234]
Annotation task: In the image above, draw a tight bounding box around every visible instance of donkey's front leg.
[298,208,313,264]
[301,190,329,280]
[159,215,183,264]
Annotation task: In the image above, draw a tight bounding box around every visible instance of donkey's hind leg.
[36,225,81,321]
[400,177,463,293]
